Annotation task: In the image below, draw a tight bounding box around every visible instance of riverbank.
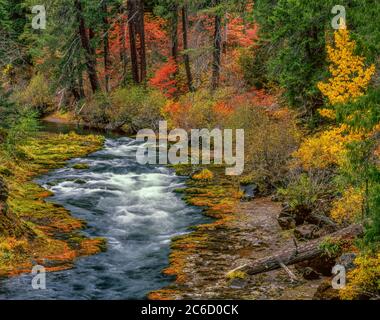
[149,166,324,300]
[0,132,106,277]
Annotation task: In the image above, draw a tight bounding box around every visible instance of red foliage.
[227,17,258,48]
[149,58,178,97]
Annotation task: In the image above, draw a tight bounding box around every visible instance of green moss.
[0,166,13,177]
[0,132,106,277]
[72,163,90,170]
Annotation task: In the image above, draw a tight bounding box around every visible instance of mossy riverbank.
[148,165,244,300]
[0,132,106,277]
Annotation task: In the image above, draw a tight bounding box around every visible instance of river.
[0,127,209,299]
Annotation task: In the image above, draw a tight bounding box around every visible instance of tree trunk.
[171,3,179,62]
[74,0,100,93]
[128,0,139,83]
[182,5,194,92]
[137,0,146,82]
[102,1,111,92]
[229,224,363,276]
[128,0,146,83]
[211,1,222,92]
[119,6,128,84]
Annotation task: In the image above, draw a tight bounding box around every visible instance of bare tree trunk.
[211,0,222,92]
[102,1,111,92]
[182,5,194,92]
[74,0,100,93]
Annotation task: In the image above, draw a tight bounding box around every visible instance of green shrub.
[108,86,167,133]
[319,237,342,258]
[278,172,328,209]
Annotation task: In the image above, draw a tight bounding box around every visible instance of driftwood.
[229,224,363,276]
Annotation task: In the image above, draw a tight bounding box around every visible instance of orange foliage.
[149,58,178,97]
[230,89,277,108]
[226,17,258,48]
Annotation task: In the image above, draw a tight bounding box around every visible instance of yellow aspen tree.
[318,27,375,106]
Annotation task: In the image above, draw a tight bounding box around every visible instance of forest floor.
[149,168,325,300]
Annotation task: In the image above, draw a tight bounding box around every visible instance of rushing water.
[0,132,209,300]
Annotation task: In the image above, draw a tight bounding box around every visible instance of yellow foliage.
[226,270,247,280]
[2,64,12,76]
[318,29,375,106]
[192,169,214,181]
[293,125,362,170]
[341,254,380,300]
[318,108,337,120]
[330,187,364,223]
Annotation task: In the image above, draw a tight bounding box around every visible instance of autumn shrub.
[293,125,363,171]
[330,187,364,224]
[341,253,380,300]
[149,58,178,97]
[227,105,299,192]
[12,74,54,115]
[163,88,233,131]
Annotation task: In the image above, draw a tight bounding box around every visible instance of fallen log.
[229,224,363,276]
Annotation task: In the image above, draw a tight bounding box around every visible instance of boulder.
[278,216,296,230]
[337,253,357,271]
[277,203,313,230]
[240,184,257,202]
